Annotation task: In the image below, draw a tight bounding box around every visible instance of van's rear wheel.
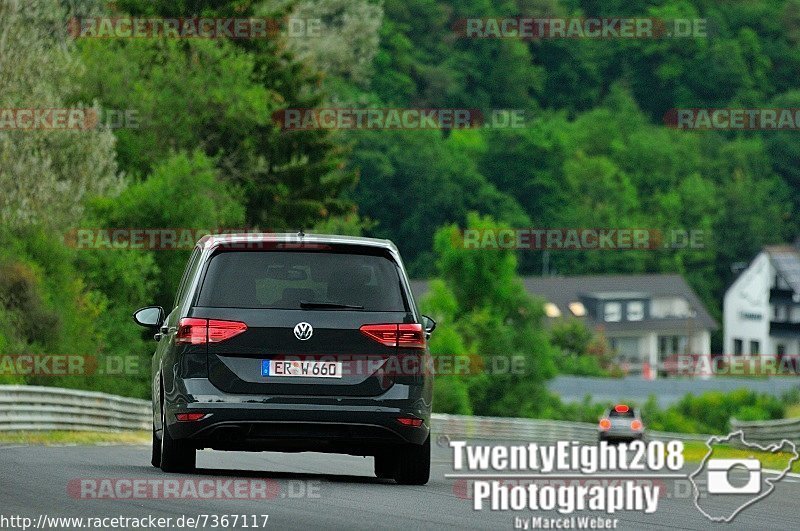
[159,402,196,473]
[392,436,430,485]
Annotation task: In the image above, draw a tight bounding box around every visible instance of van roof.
[197,232,398,253]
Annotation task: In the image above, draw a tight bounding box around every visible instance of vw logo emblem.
[293,322,313,341]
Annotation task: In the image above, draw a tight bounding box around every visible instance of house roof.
[410,273,719,332]
[764,245,800,294]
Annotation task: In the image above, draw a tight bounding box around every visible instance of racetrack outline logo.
[689,431,799,523]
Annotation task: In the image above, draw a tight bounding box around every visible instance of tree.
[350,129,529,276]
[82,151,246,308]
[0,0,122,229]
[421,214,558,417]
[76,0,359,230]
[281,0,384,88]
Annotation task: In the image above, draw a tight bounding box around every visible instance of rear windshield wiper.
[299,301,365,310]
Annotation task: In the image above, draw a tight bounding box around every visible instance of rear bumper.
[163,378,431,454]
[598,431,644,442]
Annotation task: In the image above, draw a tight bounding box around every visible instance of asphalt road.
[1,439,799,530]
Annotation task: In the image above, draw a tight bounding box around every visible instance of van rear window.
[196,251,407,311]
[608,409,636,418]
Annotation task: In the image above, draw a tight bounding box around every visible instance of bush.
[550,319,616,377]
[643,390,785,434]
[0,260,61,348]
[555,354,608,377]
[425,305,472,415]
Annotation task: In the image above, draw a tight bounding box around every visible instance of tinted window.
[608,409,636,418]
[197,251,407,311]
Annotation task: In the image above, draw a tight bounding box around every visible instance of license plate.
[261,360,343,378]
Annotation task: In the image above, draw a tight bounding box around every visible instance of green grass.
[785,404,800,418]
[682,441,800,473]
[0,430,149,445]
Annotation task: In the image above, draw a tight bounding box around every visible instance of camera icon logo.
[706,458,761,494]
[690,431,799,522]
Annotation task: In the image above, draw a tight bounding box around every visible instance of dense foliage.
[642,389,793,434]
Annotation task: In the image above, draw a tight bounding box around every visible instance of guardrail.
[431,413,712,443]
[730,417,800,445]
[0,385,715,443]
[0,385,149,432]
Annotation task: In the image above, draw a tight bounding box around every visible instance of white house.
[724,245,800,358]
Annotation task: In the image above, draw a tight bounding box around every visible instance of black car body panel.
[140,233,433,461]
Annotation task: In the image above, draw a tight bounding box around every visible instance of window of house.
[610,337,640,363]
[604,302,621,322]
[627,301,644,321]
[657,335,689,361]
[733,339,743,356]
[750,340,760,356]
[777,344,787,358]
[568,302,586,317]
[544,302,561,318]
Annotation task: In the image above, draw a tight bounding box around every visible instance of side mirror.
[133,306,164,329]
[422,315,436,338]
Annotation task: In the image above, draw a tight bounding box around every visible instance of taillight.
[360,323,426,349]
[631,420,643,431]
[614,404,629,413]
[397,416,424,427]
[208,319,248,343]
[176,318,207,345]
[599,418,611,431]
[398,324,425,348]
[176,412,207,422]
[177,318,247,344]
[360,324,399,347]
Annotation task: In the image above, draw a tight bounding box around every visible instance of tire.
[393,435,430,485]
[159,401,196,473]
[150,423,161,468]
[374,453,394,479]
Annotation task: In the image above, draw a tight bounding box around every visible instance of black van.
[134,233,435,485]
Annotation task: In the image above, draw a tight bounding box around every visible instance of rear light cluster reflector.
[176,412,206,422]
[360,323,426,348]
[177,318,247,345]
[599,418,611,431]
[631,420,643,431]
[397,417,424,427]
